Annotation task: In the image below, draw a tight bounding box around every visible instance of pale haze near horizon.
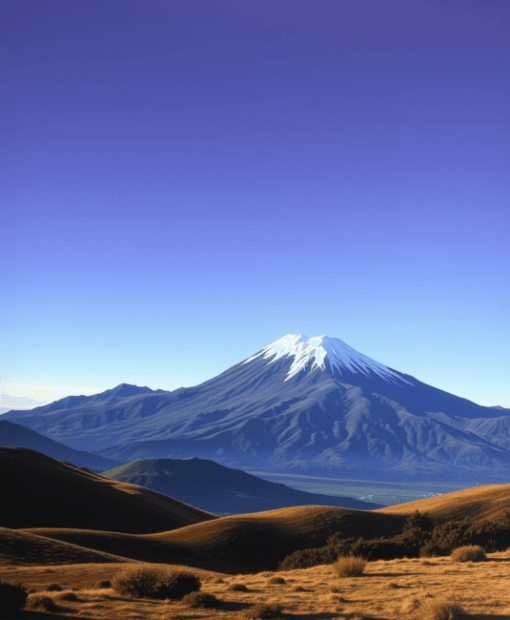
[1,0,509,410]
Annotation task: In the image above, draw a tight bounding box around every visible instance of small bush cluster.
[450,545,486,563]
[113,565,200,600]
[280,509,510,569]
[416,598,466,620]
[227,582,249,592]
[332,556,366,577]
[0,580,28,614]
[181,591,221,609]
[26,594,60,612]
[46,583,63,591]
[420,543,444,558]
[267,576,286,584]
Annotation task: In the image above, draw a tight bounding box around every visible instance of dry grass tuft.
[332,555,367,578]
[267,576,286,584]
[113,564,159,597]
[46,582,63,591]
[450,545,486,563]
[113,564,200,600]
[181,591,221,609]
[26,594,60,612]
[243,601,285,619]
[58,591,79,601]
[401,598,421,614]
[227,582,250,592]
[416,598,467,620]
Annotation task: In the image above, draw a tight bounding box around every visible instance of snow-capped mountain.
[244,334,407,383]
[4,334,510,483]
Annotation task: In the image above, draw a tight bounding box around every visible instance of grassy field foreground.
[2,552,510,620]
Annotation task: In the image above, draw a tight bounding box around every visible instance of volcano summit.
[4,334,510,483]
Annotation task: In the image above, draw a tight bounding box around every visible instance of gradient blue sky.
[1,0,509,411]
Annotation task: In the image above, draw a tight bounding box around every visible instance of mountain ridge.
[4,333,510,483]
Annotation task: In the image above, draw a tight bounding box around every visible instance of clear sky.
[1,0,509,411]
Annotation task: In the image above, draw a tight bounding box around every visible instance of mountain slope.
[4,334,510,483]
[0,420,118,471]
[0,448,215,532]
[101,457,382,514]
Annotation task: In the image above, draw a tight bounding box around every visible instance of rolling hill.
[0,526,130,566]
[376,483,510,523]
[0,448,215,532]
[22,505,407,574]
[101,457,382,514]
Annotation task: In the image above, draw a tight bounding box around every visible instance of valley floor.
[247,471,468,506]
[3,552,510,619]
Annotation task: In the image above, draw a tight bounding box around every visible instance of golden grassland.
[3,552,510,620]
[376,484,510,523]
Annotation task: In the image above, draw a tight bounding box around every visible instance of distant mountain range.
[4,333,510,483]
[101,457,382,514]
[0,420,118,471]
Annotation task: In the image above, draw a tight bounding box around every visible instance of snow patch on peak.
[244,333,407,383]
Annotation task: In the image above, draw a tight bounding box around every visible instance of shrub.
[416,599,467,620]
[227,582,249,592]
[26,595,60,612]
[95,579,112,589]
[420,543,445,558]
[451,545,486,563]
[403,511,434,535]
[156,571,201,600]
[113,565,159,598]
[332,556,366,577]
[0,580,28,614]
[243,602,285,619]
[113,565,200,600]
[278,545,337,570]
[181,591,221,609]
[46,583,63,591]
[267,576,286,584]
[351,536,409,561]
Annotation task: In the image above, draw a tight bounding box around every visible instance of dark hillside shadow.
[364,571,426,577]
[289,614,385,620]
[19,613,95,620]
[469,616,510,620]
